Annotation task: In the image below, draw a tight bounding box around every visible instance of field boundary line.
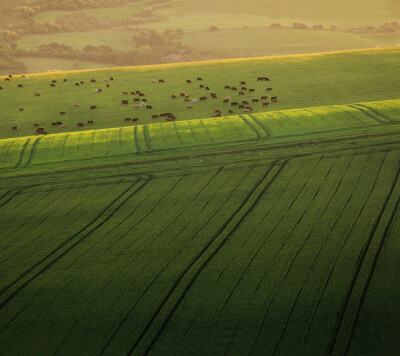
[0,177,150,311]
[126,160,287,355]
[327,161,400,354]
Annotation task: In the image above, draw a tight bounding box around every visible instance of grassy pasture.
[1,48,399,140]
[0,98,399,170]
[0,132,400,354]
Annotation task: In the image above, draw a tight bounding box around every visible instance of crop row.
[0,99,399,170]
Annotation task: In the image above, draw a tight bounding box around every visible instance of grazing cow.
[200,96,208,101]
[231,102,238,106]
[225,85,230,89]
[106,84,110,88]
[239,92,244,96]
[271,98,278,103]
[35,93,40,97]
[186,79,192,84]
[18,84,23,88]
[77,123,84,127]
[159,79,164,83]
[191,99,198,103]
[140,101,146,107]
[52,80,57,83]
[231,87,237,91]
[134,98,140,102]
[200,84,204,88]
[139,93,145,97]
[50,84,56,87]
[60,112,66,115]
[94,89,101,93]
[33,123,40,127]
[239,105,244,109]
[223,98,230,103]
[12,126,18,130]
[261,96,268,100]
[141,98,147,102]
[215,109,221,113]
[110,77,114,81]
[171,95,177,99]
[122,100,129,105]
[252,99,259,103]
[39,131,48,135]
[132,118,139,122]
[80,81,84,84]
[131,91,136,95]
[180,93,186,97]
[243,108,252,112]
[74,104,80,108]
[37,128,44,133]
[75,83,80,86]
[123,91,129,95]
[136,90,141,94]
[211,93,217,99]
[166,118,173,122]
[124,118,131,122]
[146,105,153,110]
[91,79,96,83]
[228,110,234,114]
[104,79,109,82]
[249,89,255,93]
[19,108,24,111]
[51,122,57,126]
[187,105,194,109]
[0,87,3,90]
[240,81,246,85]
[184,98,190,102]
[8,75,12,78]
[90,106,97,110]
[57,121,63,125]
[60,125,66,128]
[152,114,159,119]
[134,105,140,109]
[213,113,221,117]
[241,87,247,91]
[87,120,94,124]
[197,77,203,81]
[206,86,210,90]
[266,88,273,91]
[5,78,10,81]
[242,100,248,105]
[271,96,278,100]
[263,102,270,106]
[152,79,157,83]
[64,79,68,82]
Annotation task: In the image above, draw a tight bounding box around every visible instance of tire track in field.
[14,138,30,168]
[0,177,149,310]
[248,153,357,354]
[355,103,395,123]
[327,160,400,355]
[248,114,271,137]
[332,106,371,125]
[125,160,287,355]
[273,152,383,354]
[133,126,141,154]
[173,122,184,146]
[0,189,21,208]
[24,136,43,166]
[143,125,151,151]
[349,104,389,124]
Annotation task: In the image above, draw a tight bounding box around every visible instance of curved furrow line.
[248,114,271,137]
[24,136,43,166]
[327,161,400,354]
[355,103,394,123]
[126,160,286,355]
[239,115,261,138]
[0,177,149,310]
[349,105,388,124]
[143,125,151,151]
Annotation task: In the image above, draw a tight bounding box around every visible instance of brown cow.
[12,126,18,130]
[91,79,96,83]
[152,115,159,119]
[122,100,129,105]
[228,110,234,114]
[64,79,68,82]
[75,83,80,86]
[240,81,246,85]
[146,105,153,110]
[133,105,140,109]
[50,84,56,87]
[33,123,40,127]
[60,112,66,115]
[80,81,84,84]
[134,98,140,102]
[106,84,110,88]
[231,87,237,91]
[74,104,80,108]
[224,85,230,89]
[123,91,129,95]
[35,93,40,97]
[131,118,139,122]
[19,108,24,111]
[266,88,273,91]
[124,118,131,122]
[36,128,44,133]
[252,99,259,103]
[186,79,192,84]
[200,84,204,88]
[263,102,270,106]
[242,100,249,105]
[261,96,268,100]
[249,89,255,93]
[5,78,10,81]
[60,125,66,128]
[231,102,238,106]
[87,120,94,124]
[239,92,244,96]
[77,123,84,127]
[197,77,203,81]
[18,84,23,88]
[90,106,97,110]
[159,79,164,83]
[186,105,194,109]
[241,87,247,91]
[52,80,57,83]
[171,95,177,99]
[51,122,57,126]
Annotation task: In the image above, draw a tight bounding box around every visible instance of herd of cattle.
[3,73,278,134]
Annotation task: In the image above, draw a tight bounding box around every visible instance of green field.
[1,48,399,140]
[1,45,400,354]
[1,106,400,354]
